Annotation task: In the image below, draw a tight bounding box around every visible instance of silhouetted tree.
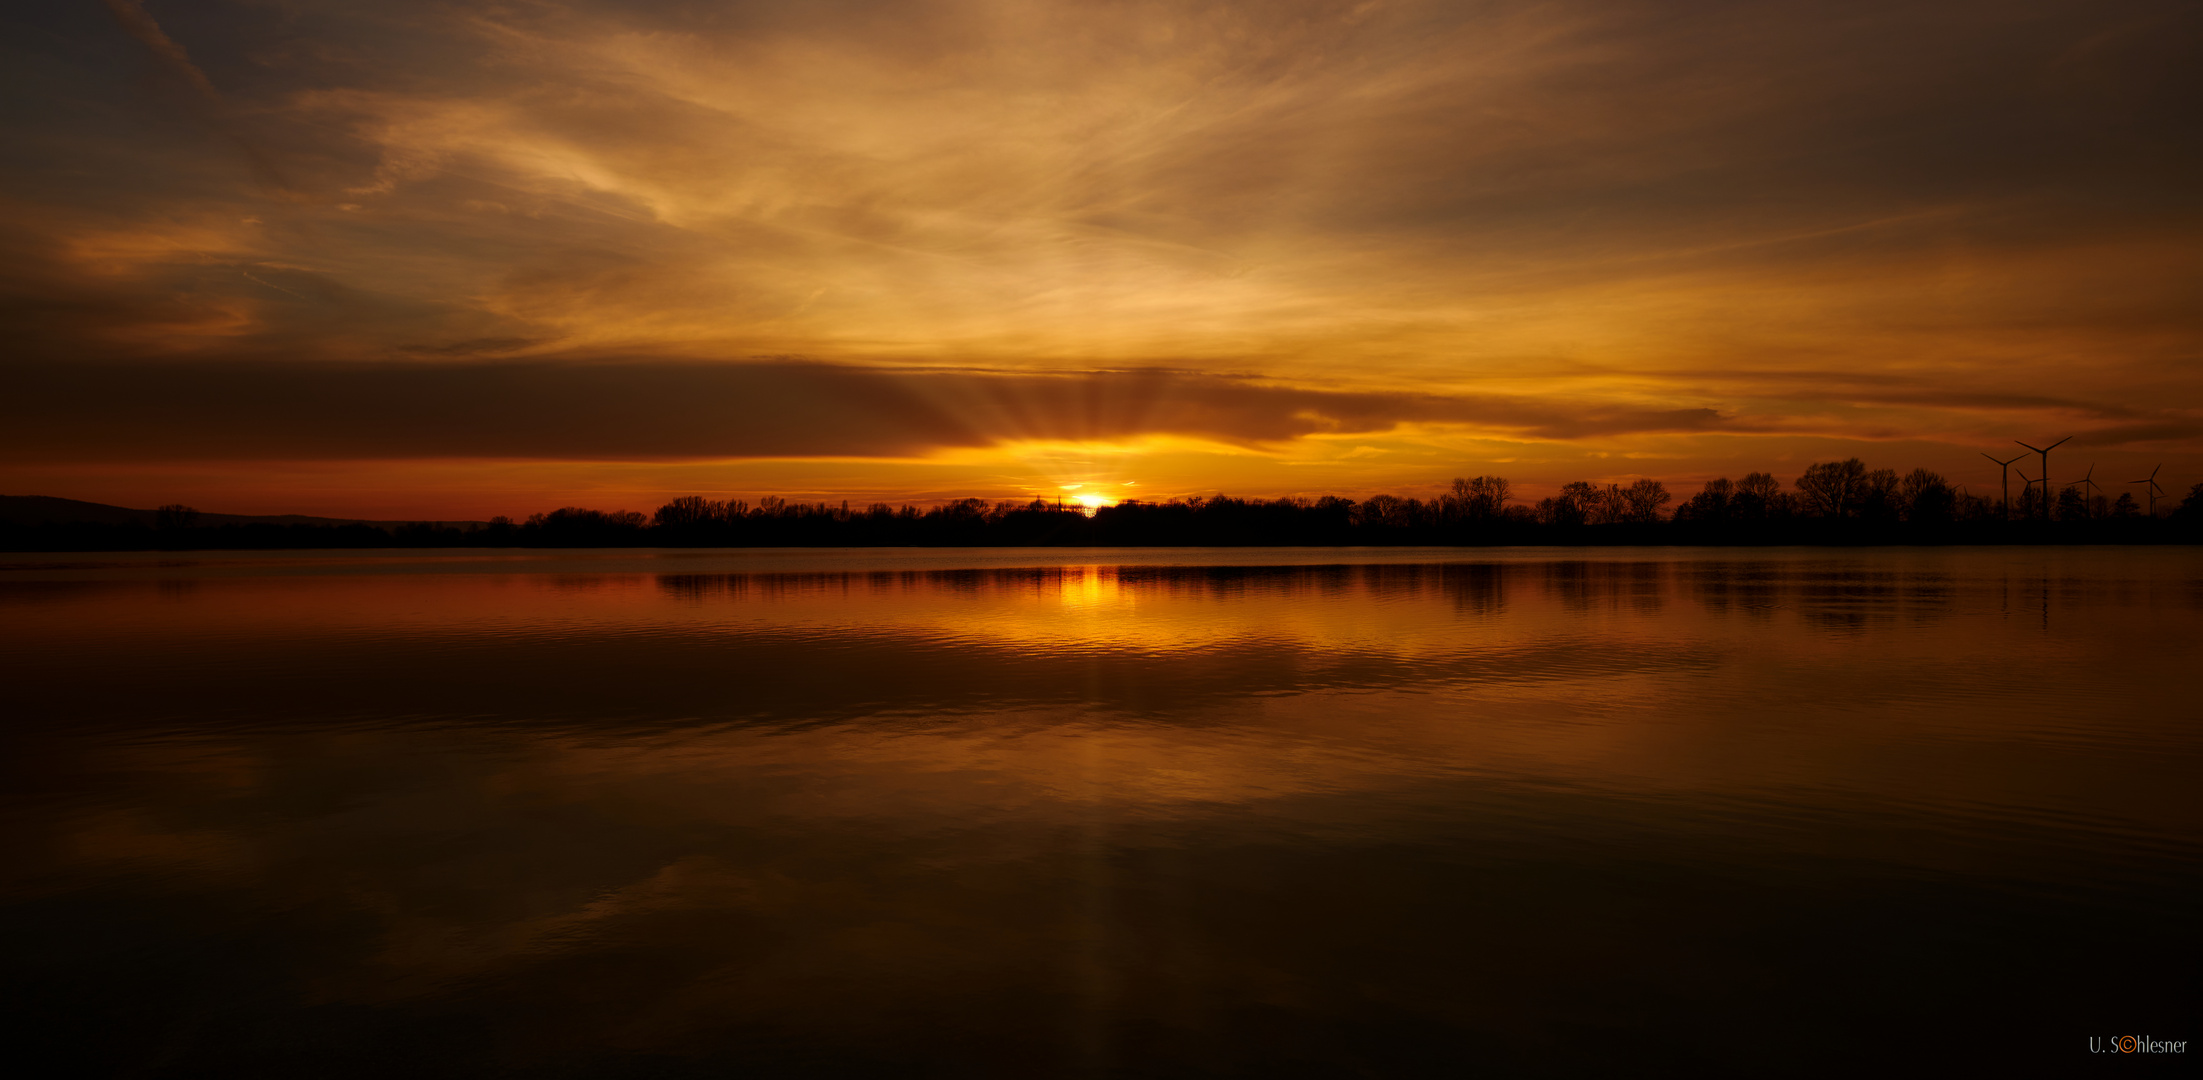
[1795,459,1869,518]
[1357,494,1412,530]
[654,496,723,530]
[2017,481,2047,521]
[526,507,648,546]
[1899,468,1955,525]
[2174,482,2203,521]
[1674,478,1733,524]
[1859,468,1902,523]
[1446,476,1511,523]
[1733,472,1786,521]
[1537,482,1598,527]
[1619,479,1671,523]
[2056,486,2088,522]
[16,460,2195,554]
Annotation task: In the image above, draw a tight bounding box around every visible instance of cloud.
[1,0,2199,491]
[398,337,555,357]
[97,0,219,100]
[0,359,1735,462]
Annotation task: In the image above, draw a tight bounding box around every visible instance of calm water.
[3,547,2197,1076]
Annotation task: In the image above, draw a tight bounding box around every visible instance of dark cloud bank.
[0,361,1728,462]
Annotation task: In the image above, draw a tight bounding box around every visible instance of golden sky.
[2,0,2198,517]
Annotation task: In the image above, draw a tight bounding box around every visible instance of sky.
[2,0,2198,518]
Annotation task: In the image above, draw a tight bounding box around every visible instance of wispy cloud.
[2,0,2199,503]
[98,0,219,99]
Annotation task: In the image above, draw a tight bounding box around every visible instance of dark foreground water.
[2,547,2197,1077]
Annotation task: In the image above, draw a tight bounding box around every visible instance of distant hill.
[0,495,484,530]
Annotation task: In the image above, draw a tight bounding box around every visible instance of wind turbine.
[2016,470,2043,521]
[2129,464,2166,518]
[2015,435,2072,521]
[2068,464,2103,520]
[1982,451,2025,522]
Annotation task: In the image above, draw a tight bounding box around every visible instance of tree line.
[7,460,2199,551]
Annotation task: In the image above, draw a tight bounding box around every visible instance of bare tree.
[1537,482,1595,527]
[1619,479,1671,523]
[1899,468,1954,524]
[1359,493,1411,529]
[1674,478,1731,523]
[1860,468,1901,521]
[1733,472,1784,521]
[653,496,723,530]
[1795,459,1868,518]
[1446,476,1512,523]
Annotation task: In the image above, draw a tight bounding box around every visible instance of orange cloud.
[2,0,2199,510]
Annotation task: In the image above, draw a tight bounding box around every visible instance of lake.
[2,547,2197,1076]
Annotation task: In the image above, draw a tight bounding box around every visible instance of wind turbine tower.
[2130,464,2166,518]
[2069,464,2103,519]
[2015,436,2072,521]
[1982,451,2024,522]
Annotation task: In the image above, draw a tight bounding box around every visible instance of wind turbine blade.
[2048,435,2073,450]
[2016,440,2044,452]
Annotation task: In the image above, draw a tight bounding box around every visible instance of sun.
[1076,493,1111,511]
